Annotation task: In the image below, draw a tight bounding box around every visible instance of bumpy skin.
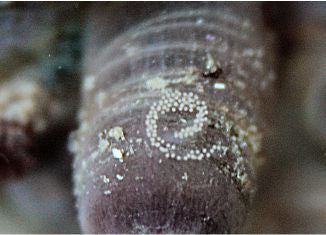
[70,3,275,233]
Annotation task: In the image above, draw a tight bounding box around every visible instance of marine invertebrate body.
[70,2,275,233]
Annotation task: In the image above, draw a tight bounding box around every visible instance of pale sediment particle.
[205,53,215,70]
[108,126,125,141]
[181,172,188,181]
[116,174,124,181]
[214,82,226,90]
[112,148,124,162]
[104,190,112,195]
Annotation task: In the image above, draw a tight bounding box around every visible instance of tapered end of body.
[71,2,274,233]
[71,99,257,233]
[79,144,247,233]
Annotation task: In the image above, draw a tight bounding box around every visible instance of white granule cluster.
[145,89,228,161]
[146,89,208,139]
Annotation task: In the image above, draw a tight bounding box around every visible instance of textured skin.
[70,2,275,233]
[80,153,246,233]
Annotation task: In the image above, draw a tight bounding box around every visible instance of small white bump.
[182,172,188,181]
[214,82,226,90]
[116,174,124,181]
[104,190,112,195]
[112,148,123,162]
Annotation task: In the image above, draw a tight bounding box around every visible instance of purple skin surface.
[80,154,246,233]
[71,2,275,233]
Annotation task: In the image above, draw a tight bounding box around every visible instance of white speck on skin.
[196,18,204,25]
[104,190,112,195]
[83,75,95,91]
[182,172,188,181]
[112,148,124,162]
[135,176,144,180]
[108,126,125,141]
[180,118,187,124]
[214,82,226,90]
[129,146,134,155]
[101,175,110,184]
[206,53,215,71]
[116,174,124,181]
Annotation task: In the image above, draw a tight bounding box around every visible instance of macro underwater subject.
[0,2,325,234]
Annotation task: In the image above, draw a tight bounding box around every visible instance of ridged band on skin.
[70,3,275,233]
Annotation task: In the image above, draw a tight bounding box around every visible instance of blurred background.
[0,2,325,233]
